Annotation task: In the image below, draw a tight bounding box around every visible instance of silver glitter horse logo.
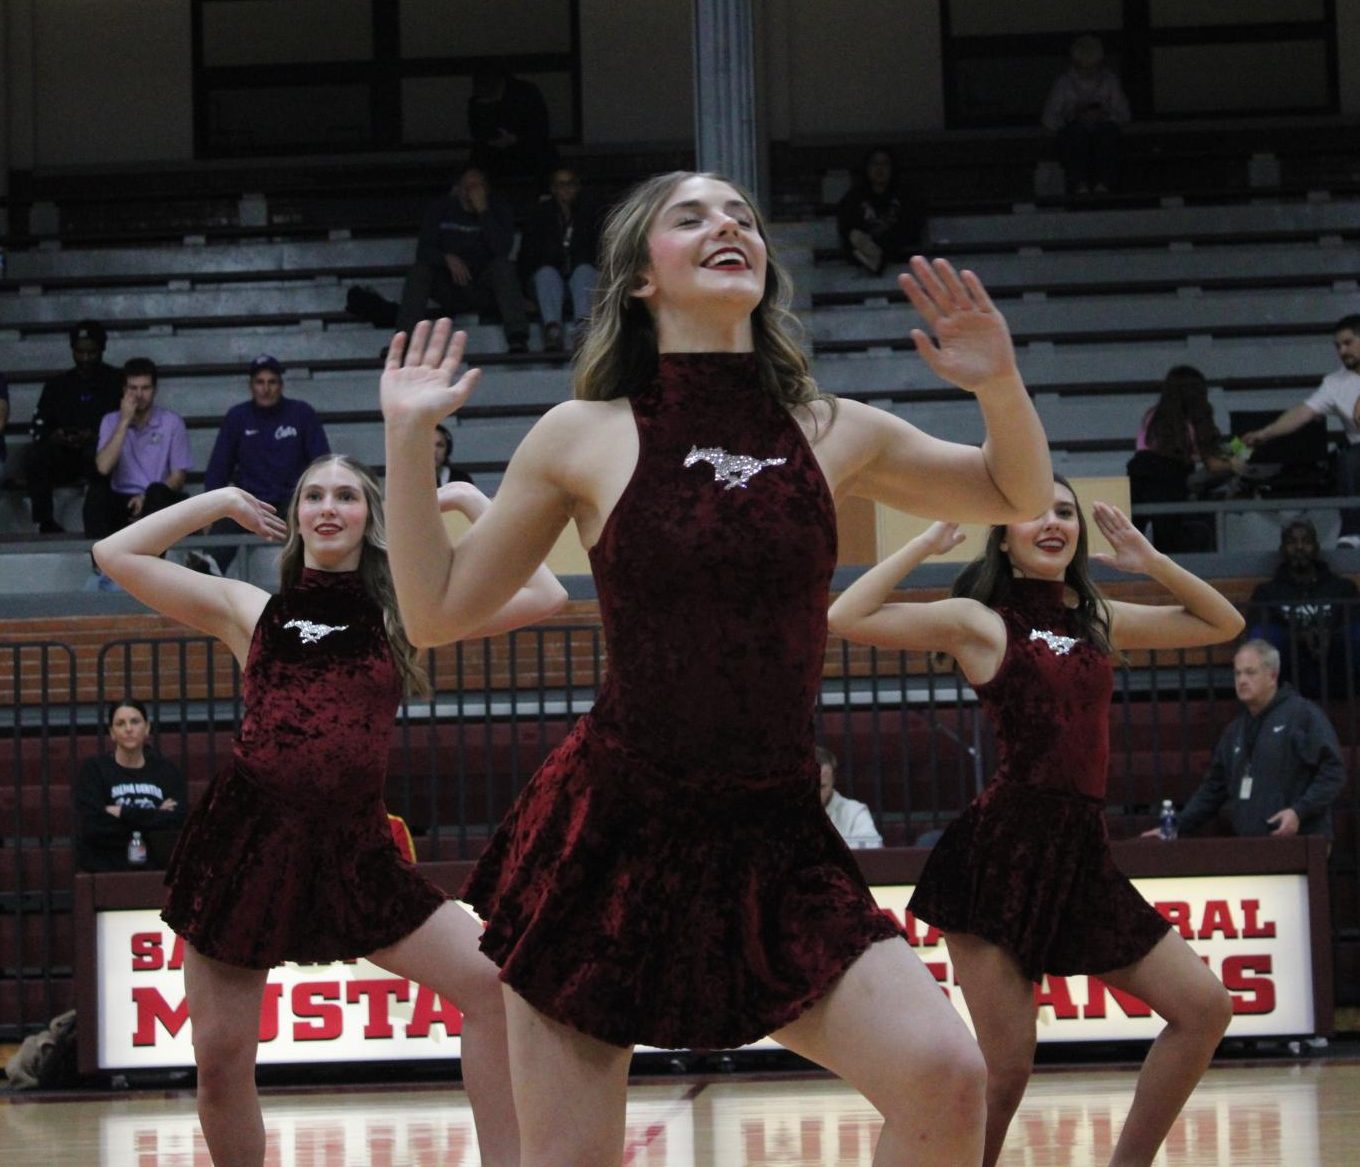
[285,618,348,645]
[683,445,787,490]
[1030,628,1078,656]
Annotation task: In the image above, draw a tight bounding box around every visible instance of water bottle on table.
[1158,799,1177,841]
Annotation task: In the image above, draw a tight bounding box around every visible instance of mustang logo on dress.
[683,445,787,490]
[284,619,349,645]
[1030,628,1078,655]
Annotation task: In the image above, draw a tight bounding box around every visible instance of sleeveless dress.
[909,578,1170,981]
[463,352,901,1049]
[162,568,446,968]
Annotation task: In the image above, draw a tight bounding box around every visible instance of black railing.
[3,609,1358,1039]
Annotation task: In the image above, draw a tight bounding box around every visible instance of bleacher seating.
[4,182,1360,587]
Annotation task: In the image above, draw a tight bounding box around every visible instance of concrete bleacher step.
[1,235,416,283]
[808,285,1359,346]
[928,196,1360,249]
[812,333,1340,398]
[810,240,1360,301]
[0,319,511,375]
[0,279,405,328]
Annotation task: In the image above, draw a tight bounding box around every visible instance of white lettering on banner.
[94,876,1315,1070]
[874,873,1314,1043]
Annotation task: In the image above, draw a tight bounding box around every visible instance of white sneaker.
[1336,535,1360,550]
[185,550,223,576]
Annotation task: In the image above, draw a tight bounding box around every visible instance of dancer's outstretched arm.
[830,257,1052,524]
[436,480,569,637]
[382,321,578,647]
[1092,502,1245,649]
[829,521,1006,682]
[92,489,286,662]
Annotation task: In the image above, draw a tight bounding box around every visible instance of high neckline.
[656,352,760,401]
[1008,576,1070,614]
[297,567,364,591]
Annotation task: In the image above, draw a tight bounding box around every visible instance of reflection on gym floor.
[2,1061,1356,1166]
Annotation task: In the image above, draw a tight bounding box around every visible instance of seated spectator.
[817,746,882,849]
[519,166,601,352]
[85,359,191,540]
[435,423,474,486]
[1041,34,1131,194]
[395,167,530,353]
[193,354,329,575]
[75,699,188,872]
[835,145,922,275]
[1248,518,1360,700]
[1144,640,1345,842]
[1127,365,1232,553]
[23,321,123,533]
[467,64,559,187]
[1241,314,1360,548]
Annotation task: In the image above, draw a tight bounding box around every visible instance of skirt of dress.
[909,780,1169,982]
[162,765,446,969]
[464,716,903,1050]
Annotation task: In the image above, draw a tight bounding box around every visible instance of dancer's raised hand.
[900,257,1019,396]
[1089,501,1160,575]
[380,319,482,427]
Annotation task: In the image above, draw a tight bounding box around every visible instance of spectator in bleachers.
[519,166,601,352]
[1127,365,1232,553]
[74,698,187,873]
[835,145,923,275]
[817,746,882,850]
[1146,640,1345,842]
[435,423,473,486]
[85,359,191,540]
[24,320,123,534]
[396,166,530,354]
[193,355,329,575]
[1041,34,1131,195]
[0,370,10,486]
[467,64,559,187]
[1241,314,1360,548]
[1247,518,1360,700]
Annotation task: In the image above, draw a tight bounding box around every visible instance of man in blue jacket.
[1157,639,1346,841]
[191,354,329,574]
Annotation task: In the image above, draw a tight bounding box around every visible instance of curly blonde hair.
[572,170,831,420]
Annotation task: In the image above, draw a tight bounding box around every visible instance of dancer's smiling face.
[296,462,370,571]
[633,175,768,322]
[1002,483,1082,579]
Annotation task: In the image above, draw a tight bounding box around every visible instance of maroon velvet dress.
[909,578,1169,981]
[162,568,446,969]
[464,352,901,1049]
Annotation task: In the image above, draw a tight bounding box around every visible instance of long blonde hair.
[278,455,430,696]
[572,170,830,418]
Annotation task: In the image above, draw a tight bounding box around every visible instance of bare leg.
[369,902,520,1167]
[1100,930,1233,1166]
[502,987,633,1167]
[773,937,987,1166]
[944,932,1039,1167]
[182,945,269,1167]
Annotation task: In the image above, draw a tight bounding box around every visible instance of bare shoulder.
[798,395,916,492]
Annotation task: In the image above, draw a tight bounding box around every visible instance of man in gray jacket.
[1158,639,1346,839]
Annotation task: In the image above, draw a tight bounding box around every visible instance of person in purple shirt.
[192,355,329,575]
[85,358,192,539]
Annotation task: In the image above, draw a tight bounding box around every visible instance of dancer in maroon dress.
[829,479,1244,1167]
[381,171,1057,1166]
[93,456,565,1167]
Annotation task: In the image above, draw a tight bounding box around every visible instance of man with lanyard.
[1149,639,1346,841]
